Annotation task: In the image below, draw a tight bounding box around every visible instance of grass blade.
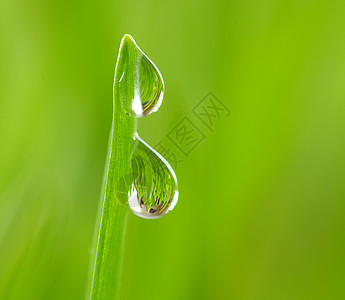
[87,34,140,300]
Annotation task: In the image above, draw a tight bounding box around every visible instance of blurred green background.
[1,0,345,299]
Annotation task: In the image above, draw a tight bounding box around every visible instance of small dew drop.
[117,35,164,118]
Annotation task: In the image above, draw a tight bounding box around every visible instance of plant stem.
[87,35,138,300]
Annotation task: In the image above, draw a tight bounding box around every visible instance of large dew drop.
[115,134,178,219]
[129,134,178,219]
[116,34,164,117]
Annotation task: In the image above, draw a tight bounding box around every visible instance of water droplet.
[129,134,178,219]
[115,134,178,219]
[115,34,164,118]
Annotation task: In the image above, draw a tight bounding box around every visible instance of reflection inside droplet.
[137,55,164,117]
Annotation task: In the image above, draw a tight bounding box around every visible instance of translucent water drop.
[115,134,178,219]
[115,34,164,117]
[129,134,178,219]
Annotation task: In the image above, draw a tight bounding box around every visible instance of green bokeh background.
[1,0,345,299]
